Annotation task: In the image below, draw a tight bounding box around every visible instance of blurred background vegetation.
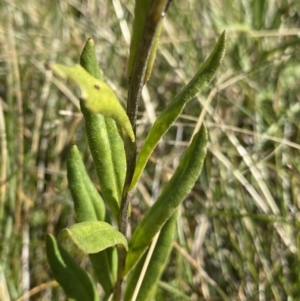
[0,0,300,300]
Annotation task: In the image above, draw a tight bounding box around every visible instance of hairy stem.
[115,1,171,300]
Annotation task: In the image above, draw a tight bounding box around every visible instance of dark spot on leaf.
[94,84,100,90]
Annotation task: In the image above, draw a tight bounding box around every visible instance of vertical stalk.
[122,0,170,235]
[0,97,7,224]
[126,0,170,130]
[6,2,27,299]
[6,2,24,236]
[116,1,171,300]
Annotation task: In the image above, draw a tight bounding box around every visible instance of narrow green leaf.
[81,113,122,218]
[129,31,226,191]
[59,221,128,254]
[47,62,135,142]
[89,247,117,296]
[79,38,103,80]
[127,0,152,80]
[78,38,127,219]
[77,42,123,295]
[67,145,106,222]
[67,144,115,294]
[125,126,207,275]
[127,0,165,83]
[157,281,191,300]
[144,19,163,84]
[85,177,106,222]
[103,118,127,201]
[46,234,97,301]
[124,211,178,301]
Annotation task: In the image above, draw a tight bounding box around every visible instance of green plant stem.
[123,0,169,215]
[116,2,171,300]
[121,0,170,239]
[126,0,169,130]
[121,1,174,238]
[115,245,127,301]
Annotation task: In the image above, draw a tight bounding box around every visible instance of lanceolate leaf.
[46,234,97,301]
[79,38,127,219]
[125,126,207,275]
[129,31,226,191]
[47,63,135,142]
[144,19,163,84]
[124,211,178,301]
[80,38,103,80]
[126,0,169,131]
[79,40,121,296]
[127,0,166,83]
[89,247,117,296]
[59,221,128,254]
[127,0,152,80]
[82,113,121,218]
[67,142,115,294]
[67,145,106,222]
[127,0,151,79]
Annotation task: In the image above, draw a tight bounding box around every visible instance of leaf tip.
[86,38,95,46]
[217,30,227,61]
[45,233,53,244]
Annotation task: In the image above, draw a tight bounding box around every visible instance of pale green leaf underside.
[47,63,135,142]
[59,221,128,254]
